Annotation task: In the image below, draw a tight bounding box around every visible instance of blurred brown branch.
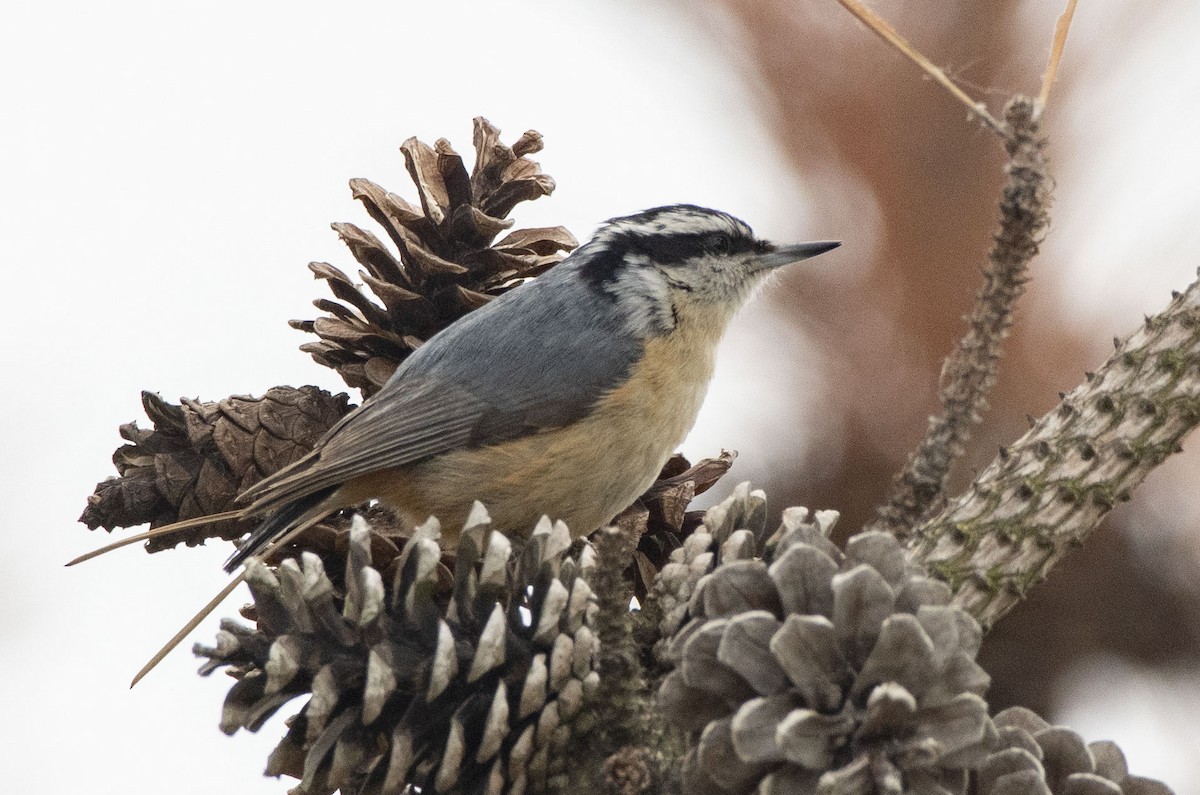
[736,5,1195,776]
[835,0,1006,135]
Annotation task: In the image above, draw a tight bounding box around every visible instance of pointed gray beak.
[755,240,841,271]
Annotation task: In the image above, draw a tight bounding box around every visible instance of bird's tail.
[222,487,335,572]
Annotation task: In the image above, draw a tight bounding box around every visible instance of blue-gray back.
[391,258,638,433]
[238,251,644,507]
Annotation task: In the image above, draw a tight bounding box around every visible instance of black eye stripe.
[579,205,761,288]
[625,231,756,264]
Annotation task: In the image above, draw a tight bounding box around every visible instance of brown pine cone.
[613,452,737,601]
[291,117,578,397]
[80,387,350,550]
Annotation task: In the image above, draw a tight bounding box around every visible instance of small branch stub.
[1037,0,1079,112]
[868,97,1050,539]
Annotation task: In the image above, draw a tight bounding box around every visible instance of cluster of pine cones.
[81,122,1172,794]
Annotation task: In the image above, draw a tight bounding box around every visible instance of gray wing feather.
[238,257,640,512]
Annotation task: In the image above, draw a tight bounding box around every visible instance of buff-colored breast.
[341,299,731,546]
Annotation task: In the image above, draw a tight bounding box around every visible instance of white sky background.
[1,1,1197,793]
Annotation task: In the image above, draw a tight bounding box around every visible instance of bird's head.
[573,204,839,336]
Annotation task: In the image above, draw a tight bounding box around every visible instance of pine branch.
[908,275,1200,627]
[567,521,675,794]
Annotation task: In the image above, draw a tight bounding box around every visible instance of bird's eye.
[705,234,733,255]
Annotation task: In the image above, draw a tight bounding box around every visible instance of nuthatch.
[75,204,838,682]
[225,204,837,567]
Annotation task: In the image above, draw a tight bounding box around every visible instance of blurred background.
[3,0,1198,792]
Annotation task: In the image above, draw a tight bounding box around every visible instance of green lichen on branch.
[908,277,1200,627]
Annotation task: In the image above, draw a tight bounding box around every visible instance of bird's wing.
[238,264,641,512]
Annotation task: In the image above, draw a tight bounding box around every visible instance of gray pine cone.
[648,482,776,664]
[194,506,599,795]
[976,707,1173,795]
[657,488,995,794]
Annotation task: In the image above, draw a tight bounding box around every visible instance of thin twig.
[1037,0,1079,112]
[836,0,1008,137]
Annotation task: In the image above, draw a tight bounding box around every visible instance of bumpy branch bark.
[908,275,1200,627]
[568,523,674,794]
[868,98,1049,538]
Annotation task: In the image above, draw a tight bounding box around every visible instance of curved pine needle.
[66,511,245,566]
